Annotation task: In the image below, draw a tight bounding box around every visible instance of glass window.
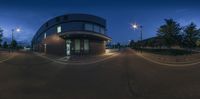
[100,27,105,34]
[84,24,93,31]
[44,33,46,39]
[94,25,100,33]
[84,39,89,51]
[57,26,61,33]
[75,39,80,52]
[63,16,68,20]
[56,17,60,22]
[45,22,49,27]
[44,44,47,53]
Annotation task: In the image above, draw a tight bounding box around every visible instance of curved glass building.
[32,14,111,56]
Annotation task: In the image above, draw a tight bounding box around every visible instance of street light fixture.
[11,27,21,52]
[131,23,143,53]
[132,24,138,29]
[11,27,21,42]
[16,28,21,32]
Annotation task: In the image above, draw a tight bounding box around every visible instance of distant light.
[132,23,138,29]
[16,28,21,32]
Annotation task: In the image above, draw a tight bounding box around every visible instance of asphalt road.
[0,49,200,99]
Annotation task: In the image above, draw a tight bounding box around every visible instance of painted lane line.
[0,54,15,63]
[34,52,120,65]
[136,53,200,67]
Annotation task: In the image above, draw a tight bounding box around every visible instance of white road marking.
[34,52,120,65]
[0,53,16,63]
[130,50,200,67]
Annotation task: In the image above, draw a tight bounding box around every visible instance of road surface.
[0,49,200,99]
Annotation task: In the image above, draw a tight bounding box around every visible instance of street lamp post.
[11,28,20,52]
[139,25,143,45]
[131,23,143,53]
[11,29,14,42]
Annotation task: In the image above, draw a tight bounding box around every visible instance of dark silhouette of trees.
[131,19,200,50]
[0,27,3,47]
[147,39,154,47]
[196,40,200,47]
[3,41,8,48]
[157,19,182,48]
[116,42,121,50]
[129,40,135,48]
[183,23,200,48]
[11,40,18,49]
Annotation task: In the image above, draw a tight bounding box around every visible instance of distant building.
[32,14,111,56]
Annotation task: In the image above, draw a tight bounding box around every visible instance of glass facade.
[94,25,100,33]
[84,23,93,31]
[44,44,47,53]
[44,33,46,39]
[84,23,105,34]
[84,39,89,51]
[100,27,105,34]
[75,39,80,53]
[57,26,61,33]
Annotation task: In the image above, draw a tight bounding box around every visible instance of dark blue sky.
[0,0,200,44]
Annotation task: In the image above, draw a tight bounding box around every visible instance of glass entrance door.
[66,40,71,56]
[44,44,47,53]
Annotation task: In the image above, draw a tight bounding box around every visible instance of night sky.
[0,0,200,44]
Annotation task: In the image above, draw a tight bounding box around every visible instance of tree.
[157,19,182,48]
[0,27,3,47]
[117,42,121,49]
[129,40,135,48]
[11,40,18,49]
[183,23,200,48]
[146,39,154,47]
[196,40,200,47]
[3,41,8,48]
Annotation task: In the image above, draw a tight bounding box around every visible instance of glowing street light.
[16,28,21,32]
[11,27,21,52]
[131,23,138,29]
[11,27,21,41]
[131,22,143,53]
